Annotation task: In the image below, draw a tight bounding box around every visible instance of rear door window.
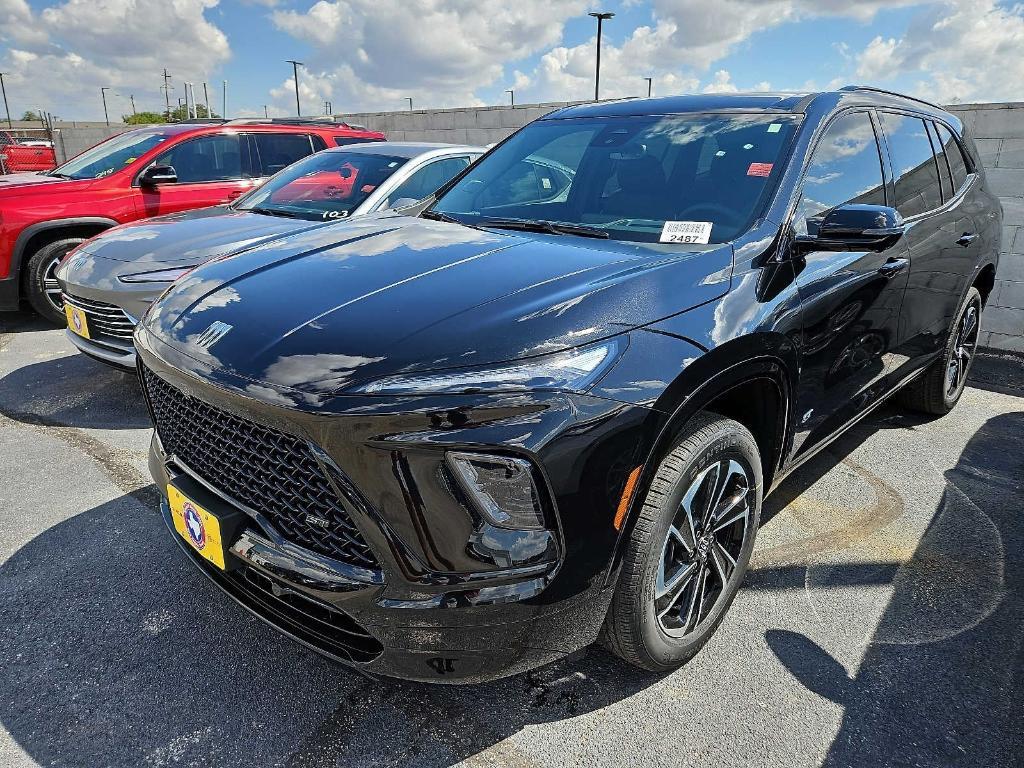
[384,156,472,206]
[925,121,953,202]
[793,111,886,236]
[935,123,970,193]
[252,133,316,176]
[880,113,943,217]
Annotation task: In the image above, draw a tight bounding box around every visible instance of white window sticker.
[767,123,782,133]
[660,221,713,244]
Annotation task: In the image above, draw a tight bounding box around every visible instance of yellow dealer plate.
[168,485,226,570]
[65,304,90,339]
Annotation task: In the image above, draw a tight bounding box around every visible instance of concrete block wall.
[948,103,1024,353]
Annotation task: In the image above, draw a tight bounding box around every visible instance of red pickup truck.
[0,118,385,322]
[0,130,57,173]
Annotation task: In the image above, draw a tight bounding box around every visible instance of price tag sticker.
[659,220,713,244]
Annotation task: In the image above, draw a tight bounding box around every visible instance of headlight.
[448,452,546,529]
[118,266,197,284]
[354,338,622,395]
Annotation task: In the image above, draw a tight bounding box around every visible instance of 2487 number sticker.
[659,220,713,244]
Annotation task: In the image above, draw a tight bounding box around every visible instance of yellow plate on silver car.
[65,303,90,339]
[168,485,227,570]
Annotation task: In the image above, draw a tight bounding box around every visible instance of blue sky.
[1,1,1022,121]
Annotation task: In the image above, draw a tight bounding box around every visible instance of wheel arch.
[603,340,796,586]
[12,217,118,290]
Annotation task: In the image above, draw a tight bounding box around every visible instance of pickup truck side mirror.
[794,204,905,253]
[140,164,178,187]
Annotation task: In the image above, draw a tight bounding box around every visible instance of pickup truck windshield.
[234,150,409,221]
[432,113,801,244]
[51,129,173,180]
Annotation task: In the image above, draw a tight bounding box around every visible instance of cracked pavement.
[1,310,1022,768]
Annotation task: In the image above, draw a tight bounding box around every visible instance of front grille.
[62,292,135,342]
[141,366,379,569]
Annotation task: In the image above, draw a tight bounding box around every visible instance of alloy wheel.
[655,458,752,637]
[946,297,980,398]
[42,254,66,315]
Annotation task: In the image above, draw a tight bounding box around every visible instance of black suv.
[135,87,1000,683]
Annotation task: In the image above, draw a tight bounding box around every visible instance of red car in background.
[0,118,384,323]
[0,130,56,173]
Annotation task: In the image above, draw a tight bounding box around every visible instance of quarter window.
[935,123,970,193]
[252,133,315,176]
[153,134,242,183]
[881,113,943,217]
[384,156,471,207]
[794,112,886,236]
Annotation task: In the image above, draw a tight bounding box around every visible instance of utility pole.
[644,77,653,98]
[100,86,111,126]
[263,105,269,118]
[161,69,172,118]
[0,73,11,129]
[406,97,413,110]
[130,93,137,116]
[506,89,514,106]
[589,11,615,101]
[222,80,227,119]
[285,60,303,116]
[203,82,210,118]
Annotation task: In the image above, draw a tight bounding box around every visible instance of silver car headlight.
[354,338,622,395]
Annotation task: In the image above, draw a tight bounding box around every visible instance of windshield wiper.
[420,210,459,223]
[248,207,301,219]
[479,217,609,239]
[46,172,74,179]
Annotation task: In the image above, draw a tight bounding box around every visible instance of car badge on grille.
[194,321,233,350]
[306,514,331,529]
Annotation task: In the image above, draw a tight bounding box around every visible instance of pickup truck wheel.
[25,238,84,325]
[602,412,762,672]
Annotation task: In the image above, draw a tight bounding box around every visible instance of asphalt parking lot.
[1,310,1022,768]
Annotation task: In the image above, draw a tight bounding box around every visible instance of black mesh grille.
[141,366,379,569]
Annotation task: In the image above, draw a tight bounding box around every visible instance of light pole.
[264,105,269,118]
[100,87,111,126]
[129,93,137,116]
[506,89,514,106]
[286,60,303,116]
[589,11,614,102]
[406,97,413,111]
[0,73,11,129]
[203,82,210,118]
[222,80,227,119]
[644,77,653,98]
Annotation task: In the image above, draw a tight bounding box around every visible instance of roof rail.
[839,85,943,111]
[170,118,228,125]
[221,117,369,130]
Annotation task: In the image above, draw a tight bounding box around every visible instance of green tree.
[166,104,220,122]
[123,111,167,125]
[21,110,41,121]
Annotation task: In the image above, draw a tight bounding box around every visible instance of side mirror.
[794,204,904,253]
[140,164,177,187]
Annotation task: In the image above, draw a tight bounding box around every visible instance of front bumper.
[138,332,662,683]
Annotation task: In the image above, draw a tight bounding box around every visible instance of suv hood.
[144,215,733,396]
[0,173,94,195]
[79,206,329,267]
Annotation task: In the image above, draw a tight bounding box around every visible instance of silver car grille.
[62,293,136,342]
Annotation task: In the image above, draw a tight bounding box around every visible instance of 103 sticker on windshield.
[660,220,713,244]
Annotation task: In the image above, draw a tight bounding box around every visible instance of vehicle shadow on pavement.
[0,351,149,430]
[761,411,1024,767]
[0,310,52,335]
[0,494,659,768]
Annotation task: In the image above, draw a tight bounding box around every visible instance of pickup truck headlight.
[353,338,621,395]
[118,266,197,284]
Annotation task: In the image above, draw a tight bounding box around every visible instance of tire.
[899,286,982,416]
[603,412,763,672]
[24,237,85,325]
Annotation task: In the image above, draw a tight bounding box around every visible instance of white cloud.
[855,0,1024,103]
[0,0,230,118]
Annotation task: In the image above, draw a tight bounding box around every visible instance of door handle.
[878,257,909,278]
[956,232,979,247]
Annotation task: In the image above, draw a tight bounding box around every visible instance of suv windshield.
[235,150,409,221]
[50,129,174,180]
[432,113,801,244]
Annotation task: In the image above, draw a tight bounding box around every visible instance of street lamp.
[0,73,11,129]
[506,89,514,106]
[589,11,614,101]
[100,87,111,126]
[286,60,304,116]
[406,97,413,111]
[644,77,653,98]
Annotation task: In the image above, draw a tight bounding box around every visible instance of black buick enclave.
[135,87,1000,683]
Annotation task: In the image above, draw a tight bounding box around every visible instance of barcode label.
[660,221,713,244]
